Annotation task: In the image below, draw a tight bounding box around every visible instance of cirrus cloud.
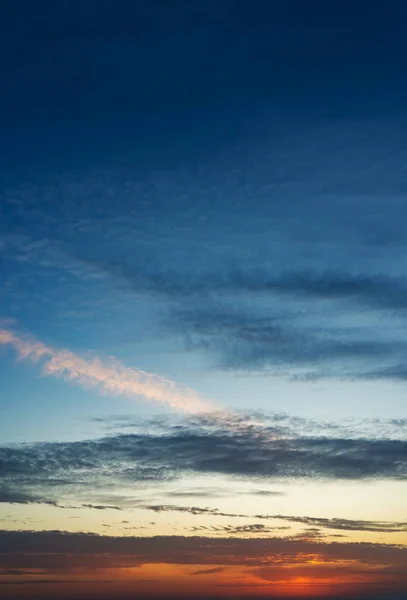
[0,327,213,414]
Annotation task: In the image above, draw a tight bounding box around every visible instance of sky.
[1,1,407,598]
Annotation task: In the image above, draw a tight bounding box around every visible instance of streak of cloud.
[0,327,213,414]
[146,505,407,534]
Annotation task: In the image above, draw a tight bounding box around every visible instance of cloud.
[1,529,407,571]
[0,327,212,413]
[190,566,226,575]
[271,516,407,534]
[167,303,407,379]
[1,414,407,513]
[0,578,107,585]
[100,262,407,313]
[143,505,407,535]
[250,488,286,496]
[94,411,407,441]
[84,254,407,381]
[144,505,247,518]
[0,487,57,507]
[0,530,407,600]
[190,523,282,535]
[79,504,123,511]
[164,487,285,499]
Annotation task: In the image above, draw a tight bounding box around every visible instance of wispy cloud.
[0,327,212,414]
[148,505,407,534]
[189,523,287,535]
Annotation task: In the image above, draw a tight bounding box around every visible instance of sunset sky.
[1,1,407,599]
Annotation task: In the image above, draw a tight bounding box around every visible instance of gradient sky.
[1,1,407,599]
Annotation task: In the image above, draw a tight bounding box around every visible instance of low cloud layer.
[1,529,407,598]
[1,529,407,568]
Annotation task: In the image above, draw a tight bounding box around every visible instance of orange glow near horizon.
[2,558,407,600]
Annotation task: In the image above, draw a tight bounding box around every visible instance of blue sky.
[1,2,407,598]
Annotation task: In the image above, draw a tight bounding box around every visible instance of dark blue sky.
[2,1,407,415]
[2,0,407,425]
[2,0,407,169]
